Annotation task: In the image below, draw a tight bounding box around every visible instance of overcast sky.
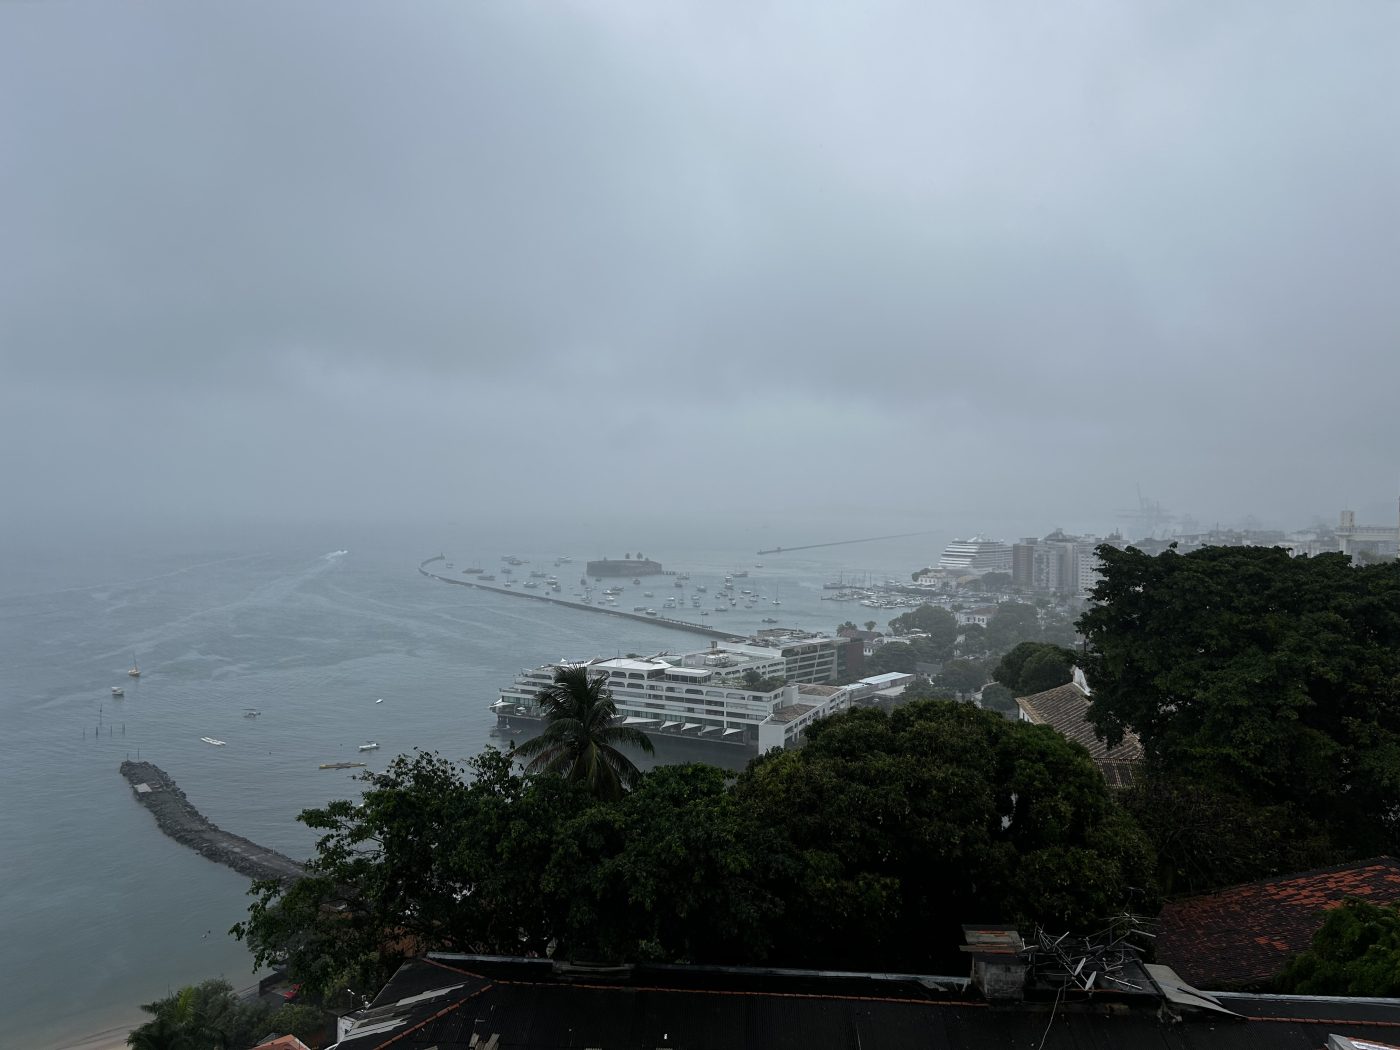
[3,1,1397,545]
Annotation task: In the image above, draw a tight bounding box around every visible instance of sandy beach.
[43,1018,137,1050]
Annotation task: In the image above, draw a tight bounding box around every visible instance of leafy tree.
[862,643,917,676]
[733,701,1156,972]
[980,571,1013,591]
[978,683,1018,717]
[233,750,593,1000]
[128,979,272,1050]
[956,622,988,658]
[864,620,878,632]
[936,658,987,697]
[899,678,954,704]
[992,642,1077,694]
[515,664,655,800]
[1080,544,1400,861]
[888,605,959,663]
[911,567,933,581]
[1018,650,1075,694]
[1119,772,1338,896]
[838,621,858,633]
[1275,899,1400,995]
[741,668,784,692]
[983,602,1042,656]
[544,764,786,964]
[1039,613,1080,648]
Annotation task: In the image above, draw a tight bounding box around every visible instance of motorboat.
[200,737,226,746]
[243,709,261,718]
[358,741,380,752]
[111,686,124,697]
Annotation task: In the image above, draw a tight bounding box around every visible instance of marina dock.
[119,760,304,884]
[419,556,740,641]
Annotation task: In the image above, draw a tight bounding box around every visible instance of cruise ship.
[936,537,1013,576]
[491,635,858,754]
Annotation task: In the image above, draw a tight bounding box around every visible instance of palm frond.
[518,663,652,798]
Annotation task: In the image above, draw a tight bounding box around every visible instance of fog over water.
[2,2,1399,1046]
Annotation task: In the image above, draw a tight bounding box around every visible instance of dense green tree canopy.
[1080,544,1400,859]
[127,979,275,1050]
[978,682,1017,716]
[984,601,1043,655]
[544,764,785,964]
[992,642,1077,695]
[862,642,918,676]
[733,700,1155,971]
[237,710,1158,993]
[1275,899,1400,996]
[233,750,594,999]
[888,604,959,661]
[935,658,987,696]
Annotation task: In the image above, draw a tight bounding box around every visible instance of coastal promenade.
[418,556,740,641]
[119,761,304,884]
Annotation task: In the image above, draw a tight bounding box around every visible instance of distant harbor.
[419,556,737,640]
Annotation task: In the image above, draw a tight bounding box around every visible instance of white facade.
[937,538,1013,576]
[494,636,851,753]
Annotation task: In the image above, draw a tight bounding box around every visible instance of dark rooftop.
[1157,856,1400,989]
[330,954,1400,1049]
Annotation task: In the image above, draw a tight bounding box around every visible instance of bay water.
[0,522,944,1047]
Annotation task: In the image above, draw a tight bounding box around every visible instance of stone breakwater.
[119,760,305,884]
[418,555,738,641]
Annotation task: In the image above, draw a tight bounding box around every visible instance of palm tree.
[514,664,654,800]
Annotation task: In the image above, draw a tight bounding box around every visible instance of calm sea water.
[0,523,945,1048]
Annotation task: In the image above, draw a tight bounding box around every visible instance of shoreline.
[45,1018,138,1050]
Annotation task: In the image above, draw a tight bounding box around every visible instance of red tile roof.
[1156,856,1400,989]
[251,1037,312,1050]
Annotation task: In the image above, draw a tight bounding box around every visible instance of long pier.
[120,761,304,884]
[419,556,740,641]
[756,532,930,556]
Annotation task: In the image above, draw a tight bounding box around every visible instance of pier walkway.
[419,556,741,641]
[119,761,304,884]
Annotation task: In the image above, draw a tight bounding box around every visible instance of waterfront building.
[936,537,1012,576]
[492,634,853,754]
[1011,531,1105,595]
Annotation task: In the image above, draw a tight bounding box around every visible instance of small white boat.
[127,660,141,678]
[375,698,384,703]
[111,686,124,697]
[200,737,226,746]
[358,741,380,752]
[243,709,261,718]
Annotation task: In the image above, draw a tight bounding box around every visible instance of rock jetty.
[119,760,304,884]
